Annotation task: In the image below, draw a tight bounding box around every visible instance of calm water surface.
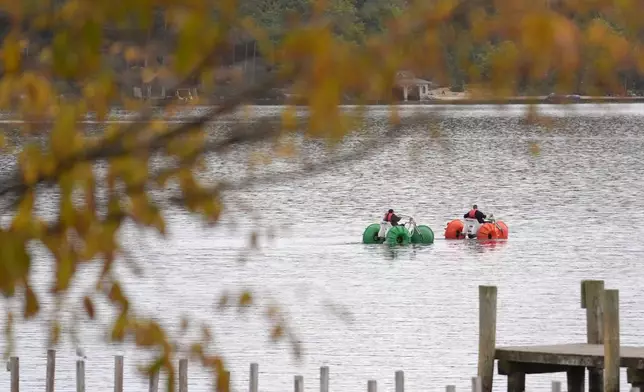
[2,104,644,392]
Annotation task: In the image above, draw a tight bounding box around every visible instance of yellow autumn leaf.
[0,233,31,290]
[124,46,141,62]
[49,320,61,345]
[109,42,123,55]
[270,324,284,340]
[39,47,52,63]
[19,145,42,185]
[216,368,231,392]
[24,286,39,319]
[275,139,297,157]
[141,67,156,83]
[238,291,253,307]
[83,296,95,319]
[217,294,229,310]
[190,343,203,356]
[201,197,222,222]
[529,142,541,156]
[110,311,128,342]
[2,35,22,73]
[55,252,75,292]
[107,284,128,315]
[11,190,35,234]
[281,105,298,130]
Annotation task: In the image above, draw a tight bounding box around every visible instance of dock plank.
[495,344,644,370]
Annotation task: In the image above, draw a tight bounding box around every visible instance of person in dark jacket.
[464,204,487,224]
[383,209,402,226]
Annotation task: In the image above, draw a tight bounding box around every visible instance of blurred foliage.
[0,0,644,390]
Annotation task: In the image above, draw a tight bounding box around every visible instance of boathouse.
[393,71,435,101]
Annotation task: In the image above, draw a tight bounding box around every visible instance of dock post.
[76,360,85,392]
[46,349,56,392]
[477,285,497,392]
[295,375,304,392]
[581,280,605,392]
[250,363,259,392]
[603,289,620,392]
[9,356,19,392]
[472,377,482,392]
[368,380,377,392]
[114,355,123,392]
[320,366,329,392]
[395,370,404,392]
[567,367,585,392]
[179,359,188,392]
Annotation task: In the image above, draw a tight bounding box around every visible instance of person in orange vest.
[383,209,402,226]
[464,204,487,224]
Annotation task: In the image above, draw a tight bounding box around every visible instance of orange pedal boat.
[444,217,509,240]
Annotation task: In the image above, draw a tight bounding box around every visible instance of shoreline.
[179,96,644,106]
[278,94,644,105]
[9,96,644,109]
[0,96,643,124]
[383,97,644,105]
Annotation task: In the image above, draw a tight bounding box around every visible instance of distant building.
[393,71,436,101]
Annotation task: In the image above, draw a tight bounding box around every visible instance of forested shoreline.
[2,0,644,102]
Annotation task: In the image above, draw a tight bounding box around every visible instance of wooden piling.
[76,360,85,392]
[294,375,304,392]
[603,289,620,392]
[320,366,329,392]
[552,381,562,392]
[567,367,585,392]
[46,349,55,392]
[471,376,482,392]
[581,280,605,392]
[368,380,377,392]
[10,356,19,392]
[249,363,259,392]
[446,386,456,392]
[179,358,188,392]
[507,372,525,392]
[477,285,497,392]
[395,370,404,392]
[149,368,159,392]
[114,355,124,392]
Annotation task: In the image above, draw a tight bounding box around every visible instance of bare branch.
[0,69,286,205]
[166,112,427,206]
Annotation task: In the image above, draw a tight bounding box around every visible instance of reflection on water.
[364,243,435,261]
[1,104,644,392]
[468,239,508,253]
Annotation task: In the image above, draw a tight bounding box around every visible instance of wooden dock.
[4,279,644,392]
[477,280,644,392]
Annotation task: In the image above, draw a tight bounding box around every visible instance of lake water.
[2,104,644,392]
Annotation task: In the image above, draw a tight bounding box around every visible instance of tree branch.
[0,0,455,212]
[165,113,429,206]
[0,69,286,205]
